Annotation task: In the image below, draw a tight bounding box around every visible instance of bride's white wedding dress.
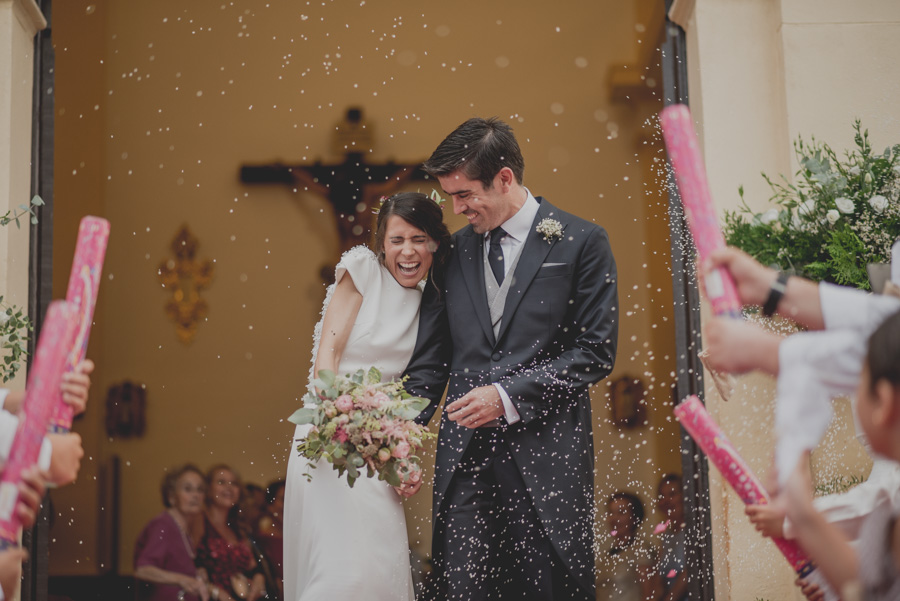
[283,246,422,601]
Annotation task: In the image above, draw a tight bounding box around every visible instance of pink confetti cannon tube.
[659,104,742,318]
[0,301,78,547]
[674,395,815,577]
[49,216,110,433]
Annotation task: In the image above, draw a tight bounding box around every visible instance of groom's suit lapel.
[495,198,564,346]
[457,228,496,346]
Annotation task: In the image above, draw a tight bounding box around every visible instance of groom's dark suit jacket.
[404,197,618,595]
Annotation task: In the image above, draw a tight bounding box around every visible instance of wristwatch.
[762,272,789,317]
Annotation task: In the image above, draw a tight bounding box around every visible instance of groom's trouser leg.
[439,429,502,601]
[439,430,589,601]
[491,437,590,601]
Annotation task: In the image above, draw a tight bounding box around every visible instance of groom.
[404,117,619,600]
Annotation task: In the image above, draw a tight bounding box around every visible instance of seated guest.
[197,464,268,601]
[653,474,688,601]
[596,491,655,601]
[256,479,285,594]
[240,483,265,535]
[134,464,208,601]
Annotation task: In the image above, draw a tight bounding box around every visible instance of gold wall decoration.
[158,224,214,344]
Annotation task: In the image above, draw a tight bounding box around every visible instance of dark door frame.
[662,2,717,600]
[24,0,54,599]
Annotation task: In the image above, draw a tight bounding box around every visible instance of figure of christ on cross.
[241,152,429,258]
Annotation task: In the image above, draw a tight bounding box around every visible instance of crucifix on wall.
[239,107,431,261]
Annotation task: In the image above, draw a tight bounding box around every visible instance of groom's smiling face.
[438,169,512,235]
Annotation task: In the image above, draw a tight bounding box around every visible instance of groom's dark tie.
[488,227,507,285]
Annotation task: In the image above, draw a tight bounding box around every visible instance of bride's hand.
[394,479,422,498]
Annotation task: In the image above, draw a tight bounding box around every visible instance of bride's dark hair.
[374,192,451,294]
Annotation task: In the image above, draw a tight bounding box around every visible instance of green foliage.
[723,121,900,290]
[0,298,33,383]
[0,196,44,229]
[0,195,43,382]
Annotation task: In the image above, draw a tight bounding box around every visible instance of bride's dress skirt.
[283,424,415,601]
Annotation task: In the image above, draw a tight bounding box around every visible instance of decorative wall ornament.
[105,380,147,438]
[610,375,647,429]
[157,224,215,344]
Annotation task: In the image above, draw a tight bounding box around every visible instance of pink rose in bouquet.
[392,441,411,459]
[335,394,354,413]
[358,387,391,410]
[334,427,349,444]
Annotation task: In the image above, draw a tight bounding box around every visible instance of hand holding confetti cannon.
[0,301,79,548]
[659,104,742,319]
[49,216,109,433]
[675,396,838,600]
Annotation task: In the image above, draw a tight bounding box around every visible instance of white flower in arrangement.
[759,209,779,225]
[535,218,563,243]
[868,194,888,214]
[826,209,841,225]
[798,199,816,216]
[849,165,861,177]
[834,197,855,214]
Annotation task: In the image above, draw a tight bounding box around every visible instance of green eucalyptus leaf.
[317,370,336,387]
[287,407,319,425]
[383,467,401,487]
[309,377,328,392]
[395,407,421,421]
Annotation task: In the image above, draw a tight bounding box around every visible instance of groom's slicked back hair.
[423,117,525,189]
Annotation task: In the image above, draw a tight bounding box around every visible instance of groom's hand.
[447,386,504,428]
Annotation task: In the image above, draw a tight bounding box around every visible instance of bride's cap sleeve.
[334,245,378,296]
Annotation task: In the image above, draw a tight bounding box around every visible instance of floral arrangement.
[288,367,435,488]
[722,121,900,290]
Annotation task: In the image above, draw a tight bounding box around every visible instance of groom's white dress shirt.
[482,189,540,425]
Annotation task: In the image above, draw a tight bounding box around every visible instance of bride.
[283,192,450,601]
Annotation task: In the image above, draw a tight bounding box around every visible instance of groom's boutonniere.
[535,218,563,243]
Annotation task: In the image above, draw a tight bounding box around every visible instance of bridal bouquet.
[288,367,435,488]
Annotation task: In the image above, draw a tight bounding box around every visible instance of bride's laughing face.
[383,215,435,288]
